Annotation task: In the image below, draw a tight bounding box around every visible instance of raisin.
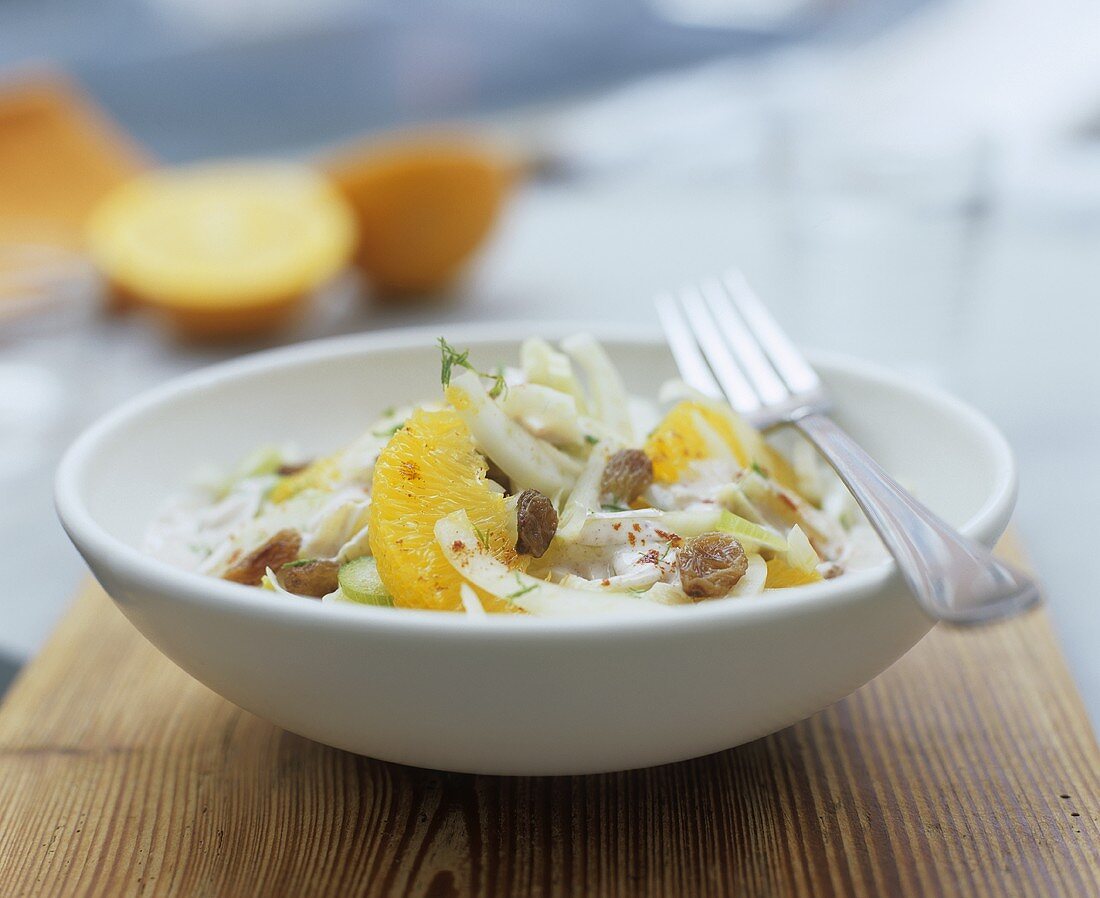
[276,461,310,476]
[223,529,301,586]
[276,559,340,597]
[515,488,557,558]
[600,449,653,504]
[678,532,748,599]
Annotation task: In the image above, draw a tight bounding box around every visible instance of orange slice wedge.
[368,408,517,611]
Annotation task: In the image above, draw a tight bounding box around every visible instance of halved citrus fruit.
[644,400,798,490]
[86,162,355,337]
[368,408,517,611]
[327,138,515,294]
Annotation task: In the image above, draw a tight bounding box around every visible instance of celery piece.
[337,557,393,606]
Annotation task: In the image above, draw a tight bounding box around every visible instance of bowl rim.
[55,321,1018,638]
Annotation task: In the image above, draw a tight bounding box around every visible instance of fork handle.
[794,412,1040,625]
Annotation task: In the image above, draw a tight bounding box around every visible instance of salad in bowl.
[147,335,882,616]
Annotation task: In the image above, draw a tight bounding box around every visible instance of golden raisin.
[601,448,654,504]
[276,559,340,597]
[678,532,748,599]
[515,488,557,558]
[224,529,302,586]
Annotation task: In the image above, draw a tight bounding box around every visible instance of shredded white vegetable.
[561,333,634,442]
[449,370,575,497]
[460,583,487,617]
[436,511,668,616]
[557,439,616,539]
[520,337,588,411]
[501,383,584,446]
[785,525,820,573]
[735,554,768,596]
[147,331,887,617]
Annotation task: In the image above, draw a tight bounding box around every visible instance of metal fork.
[656,270,1040,625]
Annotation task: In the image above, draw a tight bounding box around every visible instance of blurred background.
[1,0,1098,719]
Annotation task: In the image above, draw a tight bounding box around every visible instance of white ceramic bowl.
[56,324,1017,775]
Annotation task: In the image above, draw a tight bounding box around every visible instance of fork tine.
[700,277,790,406]
[722,270,821,393]
[677,286,762,415]
[654,294,723,399]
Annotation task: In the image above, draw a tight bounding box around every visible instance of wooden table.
[0,535,1096,897]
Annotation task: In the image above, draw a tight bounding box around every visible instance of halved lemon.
[86,162,355,337]
[644,400,798,490]
[368,408,517,611]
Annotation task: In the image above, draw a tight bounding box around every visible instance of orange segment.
[269,454,344,504]
[765,556,823,589]
[368,408,516,611]
[644,400,799,490]
[327,138,515,294]
[645,401,742,485]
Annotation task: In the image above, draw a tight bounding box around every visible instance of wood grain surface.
[0,535,1096,898]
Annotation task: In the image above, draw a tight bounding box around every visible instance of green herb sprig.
[438,337,507,399]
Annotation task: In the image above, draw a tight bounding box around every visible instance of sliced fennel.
[561,333,634,442]
[459,583,487,617]
[436,511,668,616]
[520,337,587,412]
[559,577,691,605]
[640,581,693,605]
[335,523,371,563]
[301,494,371,559]
[559,555,766,601]
[784,525,820,573]
[571,508,786,553]
[713,510,787,553]
[714,481,765,522]
[321,588,353,605]
[557,439,616,539]
[563,564,662,591]
[735,554,768,595]
[738,470,844,552]
[447,370,575,497]
[501,383,584,447]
